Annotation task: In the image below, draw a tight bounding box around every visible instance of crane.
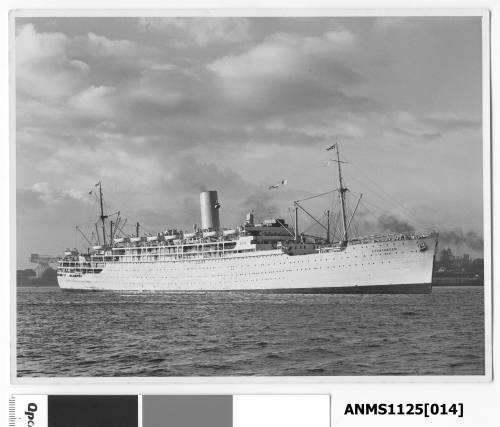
[30,253,59,279]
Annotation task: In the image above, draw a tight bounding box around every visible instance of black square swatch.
[48,395,138,427]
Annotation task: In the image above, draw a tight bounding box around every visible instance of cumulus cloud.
[138,17,251,46]
[208,30,359,81]
[265,113,367,141]
[16,23,90,99]
[15,23,160,102]
[68,85,117,118]
[73,32,147,58]
[127,66,203,112]
[207,30,364,115]
[423,112,481,132]
[324,28,356,46]
[389,111,481,141]
[17,182,92,208]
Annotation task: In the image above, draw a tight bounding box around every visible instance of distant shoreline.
[432,276,483,287]
[17,279,58,288]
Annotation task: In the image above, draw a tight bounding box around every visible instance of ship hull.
[253,283,432,294]
[57,235,437,294]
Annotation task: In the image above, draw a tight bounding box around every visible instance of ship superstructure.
[58,145,438,293]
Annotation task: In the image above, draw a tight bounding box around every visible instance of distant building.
[434,248,483,277]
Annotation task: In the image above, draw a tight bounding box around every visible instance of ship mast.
[335,144,348,243]
[98,182,107,247]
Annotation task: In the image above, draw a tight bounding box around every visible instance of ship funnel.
[200,191,220,231]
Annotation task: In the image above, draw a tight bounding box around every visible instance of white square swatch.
[233,395,330,427]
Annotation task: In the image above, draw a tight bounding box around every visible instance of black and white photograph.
[13,13,490,378]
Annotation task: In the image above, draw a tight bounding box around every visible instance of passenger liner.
[57,145,437,293]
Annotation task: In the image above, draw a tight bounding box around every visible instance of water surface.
[17,286,485,377]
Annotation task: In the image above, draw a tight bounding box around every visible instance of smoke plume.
[240,192,279,221]
[439,229,484,252]
[377,214,415,233]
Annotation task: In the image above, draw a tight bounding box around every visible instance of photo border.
[9,8,492,385]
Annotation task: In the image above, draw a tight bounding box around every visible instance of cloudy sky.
[15,16,484,267]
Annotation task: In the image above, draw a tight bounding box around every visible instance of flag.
[326,144,336,151]
[268,179,288,190]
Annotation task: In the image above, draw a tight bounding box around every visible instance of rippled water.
[17,286,485,377]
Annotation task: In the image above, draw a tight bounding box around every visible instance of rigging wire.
[296,189,338,203]
[346,163,427,228]
[349,188,426,231]
[301,211,329,236]
[352,221,360,238]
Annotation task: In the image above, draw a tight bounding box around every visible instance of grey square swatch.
[143,395,232,427]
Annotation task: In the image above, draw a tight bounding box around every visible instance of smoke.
[349,212,416,236]
[353,211,483,256]
[439,229,484,253]
[377,214,415,233]
[240,191,279,221]
[376,216,483,255]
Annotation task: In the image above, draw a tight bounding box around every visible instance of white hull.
[58,235,436,294]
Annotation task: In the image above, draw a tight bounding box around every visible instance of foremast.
[97,181,108,247]
[292,143,350,245]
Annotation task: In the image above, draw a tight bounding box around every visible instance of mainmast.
[294,204,299,241]
[98,182,107,247]
[335,144,348,242]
